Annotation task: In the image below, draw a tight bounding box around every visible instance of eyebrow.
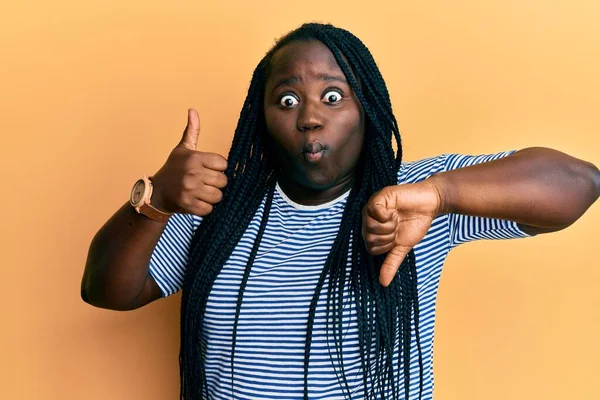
[271,74,348,94]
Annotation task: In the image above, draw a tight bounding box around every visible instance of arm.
[429,147,600,235]
[362,147,600,286]
[82,204,168,311]
[81,109,227,310]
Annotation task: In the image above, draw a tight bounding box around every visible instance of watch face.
[131,179,145,205]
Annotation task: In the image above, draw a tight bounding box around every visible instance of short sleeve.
[440,152,533,249]
[398,150,532,251]
[149,213,202,297]
[397,154,447,185]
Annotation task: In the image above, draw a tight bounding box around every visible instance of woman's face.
[263,40,365,201]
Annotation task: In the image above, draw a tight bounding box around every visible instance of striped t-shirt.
[149,151,531,399]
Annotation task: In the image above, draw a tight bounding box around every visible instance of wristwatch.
[129,176,172,223]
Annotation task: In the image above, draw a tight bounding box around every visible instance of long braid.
[179,22,423,399]
[229,179,276,395]
[297,23,424,399]
[180,64,274,398]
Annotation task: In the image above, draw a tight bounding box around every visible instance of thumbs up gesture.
[362,181,443,287]
[150,109,228,216]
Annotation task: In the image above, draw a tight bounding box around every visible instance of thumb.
[379,245,409,287]
[179,108,200,150]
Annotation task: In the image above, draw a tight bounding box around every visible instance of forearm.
[82,203,166,310]
[429,147,600,230]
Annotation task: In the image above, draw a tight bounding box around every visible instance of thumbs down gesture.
[362,181,442,287]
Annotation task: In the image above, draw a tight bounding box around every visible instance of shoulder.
[397,154,447,184]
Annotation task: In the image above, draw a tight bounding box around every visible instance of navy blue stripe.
[149,151,531,399]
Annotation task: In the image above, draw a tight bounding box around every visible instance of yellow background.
[1,1,599,399]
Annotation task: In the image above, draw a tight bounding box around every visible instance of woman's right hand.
[150,108,228,216]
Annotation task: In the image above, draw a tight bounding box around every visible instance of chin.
[295,172,338,191]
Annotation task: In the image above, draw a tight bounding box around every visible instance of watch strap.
[139,202,172,223]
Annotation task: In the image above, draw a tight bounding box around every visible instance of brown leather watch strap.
[139,202,172,223]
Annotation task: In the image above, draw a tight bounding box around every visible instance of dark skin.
[263,40,365,205]
[81,109,228,310]
[81,40,600,310]
[364,149,600,285]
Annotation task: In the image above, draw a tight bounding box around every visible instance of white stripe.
[149,151,531,399]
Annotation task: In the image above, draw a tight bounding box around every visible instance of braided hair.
[180,22,423,399]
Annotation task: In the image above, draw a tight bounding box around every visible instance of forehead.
[267,40,343,80]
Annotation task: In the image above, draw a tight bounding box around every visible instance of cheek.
[264,110,297,156]
[337,111,365,160]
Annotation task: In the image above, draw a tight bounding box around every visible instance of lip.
[304,150,324,163]
[302,141,327,163]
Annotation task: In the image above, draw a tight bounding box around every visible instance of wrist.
[427,173,452,216]
[148,177,171,213]
[130,176,173,223]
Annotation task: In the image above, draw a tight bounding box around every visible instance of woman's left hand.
[362,181,442,287]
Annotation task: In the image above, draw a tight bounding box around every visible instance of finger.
[364,232,397,250]
[363,214,396,235]
[179,108,201,150]
[368,203,394,223]
[186,199,214,217]
[379,246,409,287]
[362,205,395,240]
[195,185,223,204]
[200,152,228,172]
[366,241,395,256]
[202,170,228,189]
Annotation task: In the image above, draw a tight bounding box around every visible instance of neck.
[277,174,355,206]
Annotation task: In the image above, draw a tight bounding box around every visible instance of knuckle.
[187,151,204,166]
[180,195,193,208]
[381,186,394,196]
[367,202,379,216]
[181,158,196,172]
[181,178,195,191]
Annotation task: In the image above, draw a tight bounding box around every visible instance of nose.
[296,100,324,132]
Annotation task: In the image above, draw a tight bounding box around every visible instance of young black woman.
[82,23,600,400]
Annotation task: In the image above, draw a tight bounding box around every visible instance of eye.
[279,95,299,108]
[322,90,343,104]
